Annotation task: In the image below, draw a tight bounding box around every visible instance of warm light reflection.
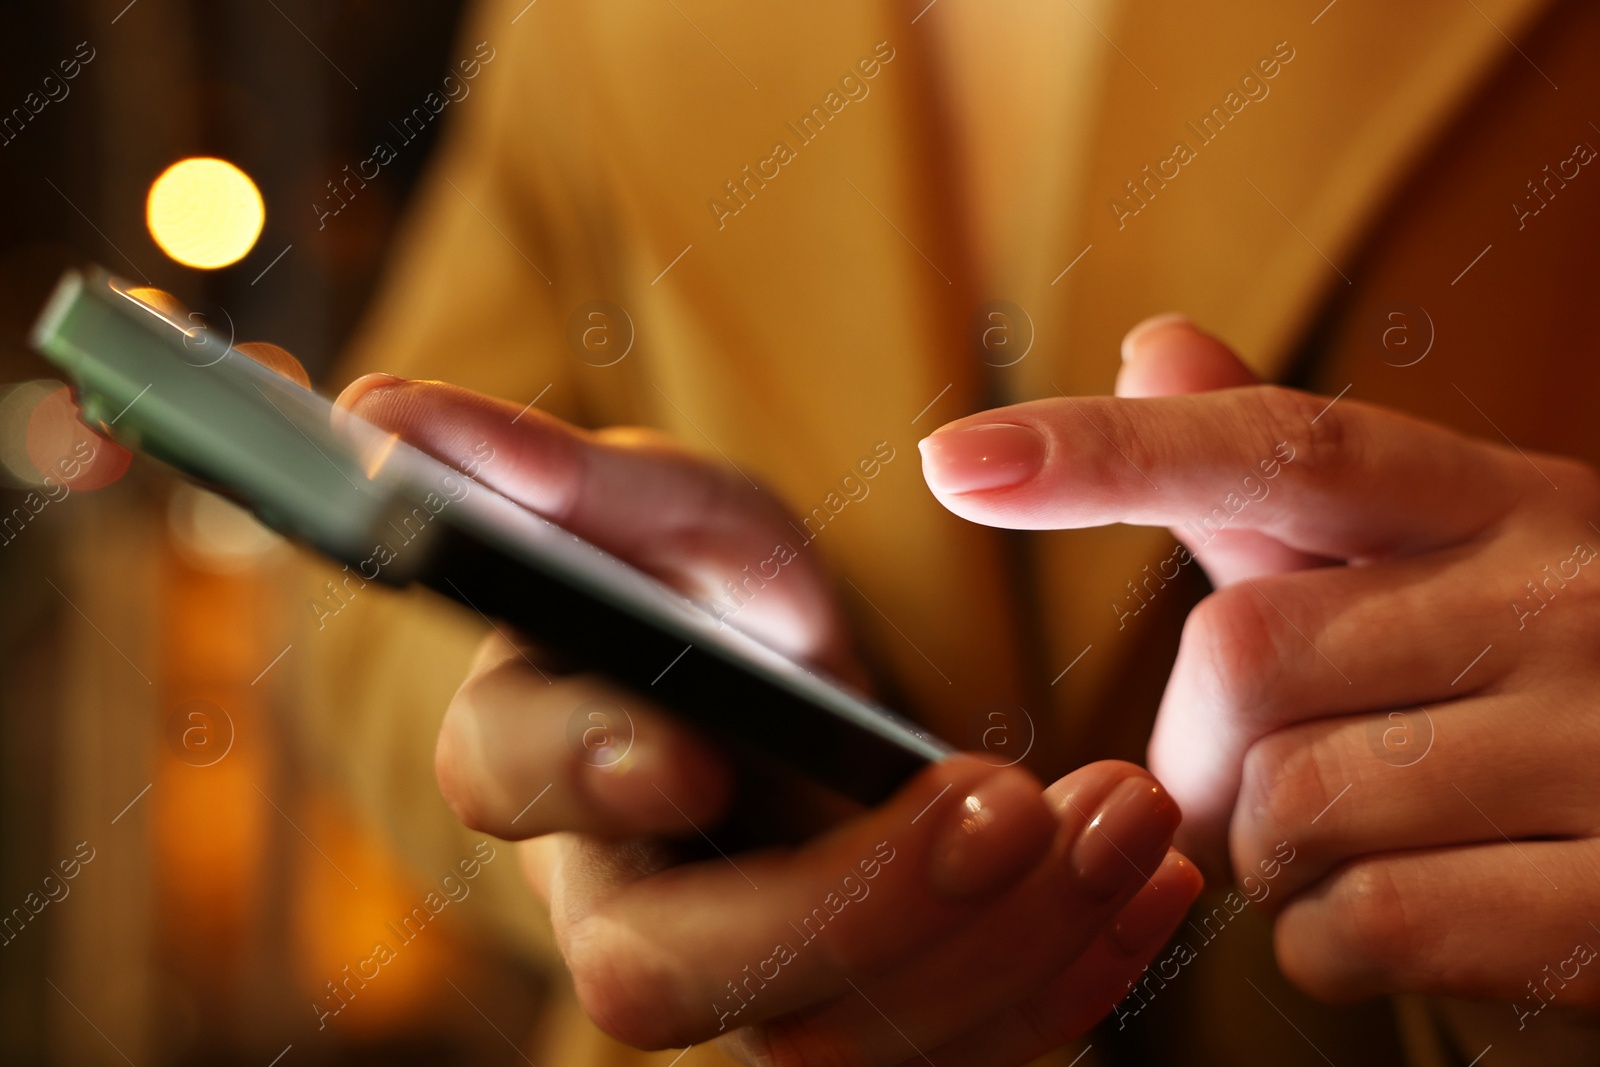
[23,384,131,491]
[0,381,57,486]
[146,157,265,269]
[116,283,196,334]
[361,432,401,480]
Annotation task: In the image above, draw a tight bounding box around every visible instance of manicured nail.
[1070,777,1181,900]
[1120,313,1192,364]
[929,767,1050,899]
[918,424,1044,494]
[1111,853,1203,955]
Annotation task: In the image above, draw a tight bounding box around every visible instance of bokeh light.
[0,380,130,491]
[26,384,131,491]
[146,157,265,269]
[0,380,58,486]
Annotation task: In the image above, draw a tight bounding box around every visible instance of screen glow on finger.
[146,157,265,269]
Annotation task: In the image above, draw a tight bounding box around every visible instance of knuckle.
[1183,584,1283,715]
[1554,456,1600,507]
[1513,454,1600,527]
[565,917,689,1050]
[1331,860,1421,973]
[1234,730,1336,874]
[1248,383,1363,502]
[1278,859,1428,1002]
[1252,385,1352,484]
[646,455,770,561]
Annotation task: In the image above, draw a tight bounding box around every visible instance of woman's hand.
[920,316,1600,1015]
[338,374,1205,1064]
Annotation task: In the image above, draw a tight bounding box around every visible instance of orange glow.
[361,432,401,480]
[146,158,265,269]
[25,385,131,490]
[292,792,465,1036]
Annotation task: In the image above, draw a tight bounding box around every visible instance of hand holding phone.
[31,268,949,805]
[332,372,1203,1061]
[332,370,867,837]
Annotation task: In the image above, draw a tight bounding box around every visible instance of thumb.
[1113,315,1332,585]
[1115,314,1259,398]
[334,375,845,666]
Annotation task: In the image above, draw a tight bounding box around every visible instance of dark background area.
[0,3,560,1064]
[0,0,467,385]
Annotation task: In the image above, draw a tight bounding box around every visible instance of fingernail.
[929,767,1051,899]
[918,424,1044,494]
[337,372,407,413]
[1111,853,1203,955]
[1070,777,1181,900]
[1120,313,1192,364]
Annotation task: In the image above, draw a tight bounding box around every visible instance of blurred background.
[0,1,550,1062]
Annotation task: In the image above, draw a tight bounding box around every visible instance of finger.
[920,851,1204,1067]
[1274,840,1600,1007]
[434,633,734,839]
[763,849,1201,1067]
[1115,316,1332,585]
[1176,527,1336,588]
[1115,314,1258,397]
[1233,688,1600,904]
[234,340,312,388]
[917,386,1530,560]
[553,759,1174,1049]
[740,771,1184,1063]
[334,375,757,556]
[516,835,560,905]
[1149,551,1512,859]
[336,375,841,663]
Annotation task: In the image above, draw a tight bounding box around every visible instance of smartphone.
[29,267,951,805]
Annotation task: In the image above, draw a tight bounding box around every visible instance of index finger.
[335,376,846,665]
[918,386,1531,559]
